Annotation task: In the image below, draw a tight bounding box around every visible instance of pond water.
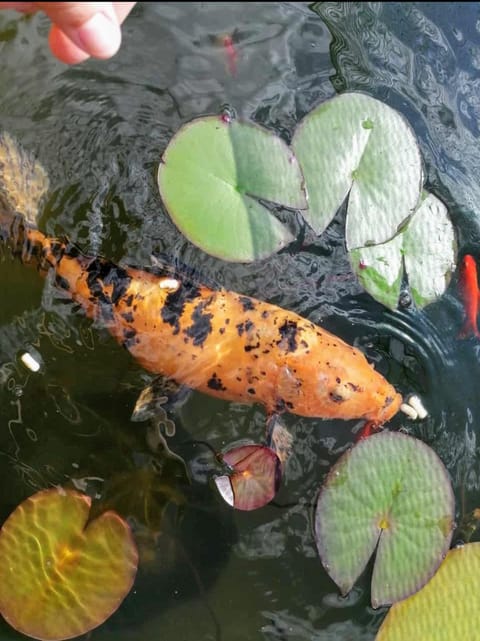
[0,2,479,640]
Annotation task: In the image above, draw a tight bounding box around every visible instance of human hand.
[0,2,136,64]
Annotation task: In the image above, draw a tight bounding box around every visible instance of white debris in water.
[159,278,180,291]
[407,394,428,420]
[214,475,234,507]
[400,402,418,420]
[399,394,429,421]
[20,352,41,372]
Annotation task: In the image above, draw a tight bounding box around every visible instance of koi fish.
[0,133,402,426]
[458,254,480,339]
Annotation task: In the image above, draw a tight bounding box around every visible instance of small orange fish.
[458,254,480,339]
[221,34,238,76]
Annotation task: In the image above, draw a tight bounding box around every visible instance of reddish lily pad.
[0,488,138,641]
[215,444,281,511]
[314,432,454,607]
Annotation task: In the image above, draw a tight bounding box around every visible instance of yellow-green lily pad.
[0,488,138,641]
[376,543,480,640]
[314,432,454,607]
[158,115,306,262]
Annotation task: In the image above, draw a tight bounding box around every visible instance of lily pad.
[376,543,480,640]
[0,488,138,641]
[215,444,281,511]
[351,192,456,309]
[158,115,306,262]
[314,432,454,607]
[292,92,423,249]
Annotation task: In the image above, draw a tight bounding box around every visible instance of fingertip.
[48,24,90,65]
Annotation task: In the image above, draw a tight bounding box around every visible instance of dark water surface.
[0,2,479,639]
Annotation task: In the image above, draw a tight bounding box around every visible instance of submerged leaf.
[376,543,480,641]
[292,92,422,247]
[0,488,138,641]
[215,444,281,511]
[314,432,454,607]
[158,116,306,262]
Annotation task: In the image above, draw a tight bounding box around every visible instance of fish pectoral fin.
[131,375,190,429]
[265,413,293,469]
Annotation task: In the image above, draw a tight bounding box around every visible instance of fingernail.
[75,12,121,59]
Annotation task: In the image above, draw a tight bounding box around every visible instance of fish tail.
[0,132,53,266]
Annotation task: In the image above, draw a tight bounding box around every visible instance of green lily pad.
[350,234,404,310]
[376,543,480,640]
[350,192,456,310]
[314,432,454,608]
[158,115,306,262]
[0,488,138,641]
[402,192,456,307]
[292,92,422,249]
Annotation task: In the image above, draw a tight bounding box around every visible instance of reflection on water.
[0,2,479,640]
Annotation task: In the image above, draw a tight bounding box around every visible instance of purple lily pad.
[215,444,281,511]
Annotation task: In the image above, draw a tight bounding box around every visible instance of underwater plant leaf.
[350,234,404,310]
[292,92,422,248]
[376,543,480,640]
[402,192,456,308]
[215,444,281,511]
[314,432,454,607]
[158,115,306,262]
[0,488,138,641]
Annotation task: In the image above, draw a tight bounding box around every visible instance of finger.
[34,2,122,59]
[48,23,90,64]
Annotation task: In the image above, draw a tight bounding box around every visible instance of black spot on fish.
[184,299,213,347]
[207,373,226,391]
[329,391,345,403]
[55,274,70,290]
[383,396,394,408]
[277,320,298,353]
[247,388,255,395]
[121,311,134,323]
[125,294,134,307]
[236,319,254,337]
[161,282,201,335]
[86,258,131,307]
[122,327,137,350]
[347,382,361,392]
[219,327,225,334]
[300,339,308,349]
[64,242,81,259]
[244,342,260,352]
[261,310,269,319]
[336,377,341,384]
[238,296,256,311]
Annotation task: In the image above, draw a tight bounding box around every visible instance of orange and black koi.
[0,134,402,426]
[458,254,480,339]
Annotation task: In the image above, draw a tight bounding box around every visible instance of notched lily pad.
[158,115,306,262]
[292,92,423,248]
[351,192,456,310]
[314,432,454,607]
[215,444,281,511]
[0,488,138,641]
[376,543,480,641]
